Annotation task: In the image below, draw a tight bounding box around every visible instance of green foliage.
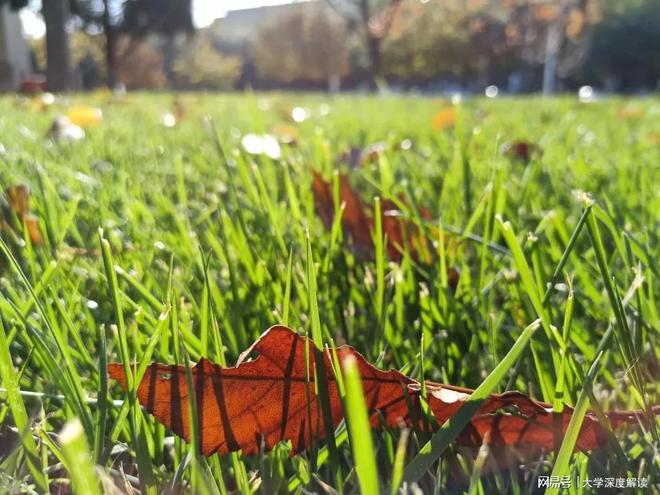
[116,36,167,89]
[252,5,350,86]
[383,0,512,82]
[0,93,657,493]
[29,31,106,77]
[172,37,241,90]
[585,0,660,88]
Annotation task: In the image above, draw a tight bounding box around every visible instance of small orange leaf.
[4,185,44,246]
[24,215,44,246]
[5,184,30,220]
[432,108,456,131]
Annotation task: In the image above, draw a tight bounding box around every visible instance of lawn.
[0,92,658,494]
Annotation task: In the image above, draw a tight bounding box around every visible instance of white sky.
[19,0,296,39]
[198,0,296,26]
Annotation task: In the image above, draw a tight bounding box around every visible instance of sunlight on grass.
[0,93,657,493]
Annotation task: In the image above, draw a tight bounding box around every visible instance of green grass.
[0,92,658,494]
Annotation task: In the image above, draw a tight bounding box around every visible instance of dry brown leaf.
[4,185,44,246]
[109,326,659,457]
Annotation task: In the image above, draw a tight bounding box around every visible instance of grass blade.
[403,318,541,483]
[0,316,48,492]
[342,354,380,495]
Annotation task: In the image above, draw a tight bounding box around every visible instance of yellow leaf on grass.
[67,106,103,128]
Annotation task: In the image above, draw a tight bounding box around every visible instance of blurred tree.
[385,0,604,92]
[2,0,72,90]
[253,5,350,88]
[388,0,601,92]
[464,9,513,88]
[30,30,106,88]
[504,0,602,93]
[383,1,463,82]
[382,0,513,87]
[122,0,193,80]
[116,35,166,88]
[42,0,73,90]
[584,0,660,90]
[71,0,193,88]
[70,0,122,88]
[121,0,193,35]
[324,0,403,89]
[171,36,241,89]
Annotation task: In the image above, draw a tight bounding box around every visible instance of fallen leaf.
[312,172,373,258]
[311,171,335,230]
[432,108,456,131]
[67,106,103,128]
[173,98,186,121]
[380,197,430,262]
[501,141,538,163]
[5,185,30,220]
[23,215,44,246]
[109,326,659,457]
[312,172,456,274]
[4,185,44,246]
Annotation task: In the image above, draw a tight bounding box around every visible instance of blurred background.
[1,0,659,94]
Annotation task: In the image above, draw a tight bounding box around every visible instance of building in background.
[210,2,317,52]
[0,3,30,90]
[208,1,350,90]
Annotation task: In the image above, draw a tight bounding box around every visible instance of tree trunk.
[542,21,562,94]
[162,35,176,86]
[367,34,381,91]
[359,0,380,91]
[42,0,71,91]
[102,0,117,89]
